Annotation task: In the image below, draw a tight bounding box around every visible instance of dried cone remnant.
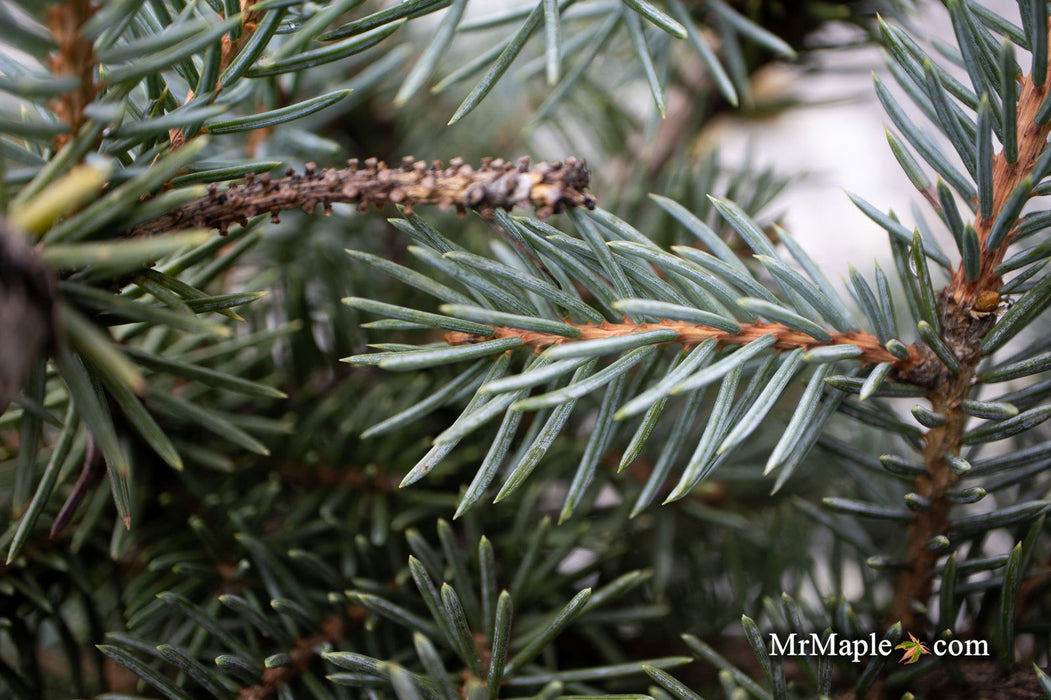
[127,156,596,237]
[0,221,57,414]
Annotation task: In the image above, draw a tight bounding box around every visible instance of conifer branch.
[890,20,1051,631]
[126,157,596,237]
[445,320,930,382]
[947,38,1051,307]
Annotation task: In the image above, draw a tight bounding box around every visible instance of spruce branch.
[126,157,596,237]
[946,37,1051,307]
[445,320,930,383]
[889,20,1051,632]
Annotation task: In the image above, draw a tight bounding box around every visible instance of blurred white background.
[711,0,1021,280]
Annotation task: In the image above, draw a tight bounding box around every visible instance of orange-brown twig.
[947,45,1051,308]
[219,0,266,77]
[169,0,265,149]
[48,0,98,149]
[446,320,935,384]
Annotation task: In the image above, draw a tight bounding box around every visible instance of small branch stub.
[127,156,596,237]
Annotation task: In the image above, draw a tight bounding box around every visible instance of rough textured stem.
[888,293,994,631]
[126,156,596,237]
[889,21,1051,631]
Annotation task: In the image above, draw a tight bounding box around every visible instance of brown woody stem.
[126,156,596,237]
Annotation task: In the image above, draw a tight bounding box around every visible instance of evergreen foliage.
[1,0,1050,698]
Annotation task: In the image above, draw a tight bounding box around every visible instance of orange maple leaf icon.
[895,633,930,664]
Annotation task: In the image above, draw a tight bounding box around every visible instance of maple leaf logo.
[895,633,931,664]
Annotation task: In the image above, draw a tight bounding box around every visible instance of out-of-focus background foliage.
[4,0,1050,698]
